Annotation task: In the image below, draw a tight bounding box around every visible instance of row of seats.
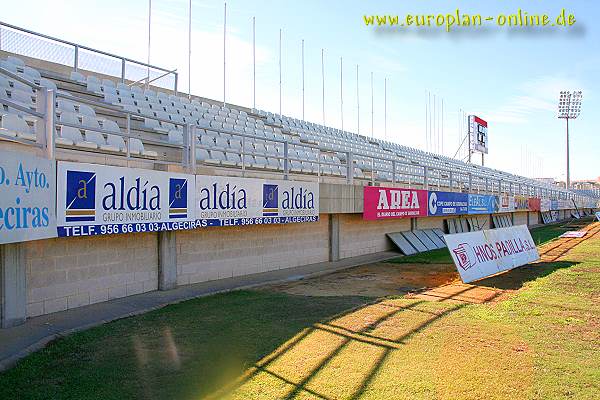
[0,55,589,199]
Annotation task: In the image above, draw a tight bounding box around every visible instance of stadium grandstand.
[0,21,597,325]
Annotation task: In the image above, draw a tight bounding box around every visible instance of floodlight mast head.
[557,90,583,191]
[558,90,583,119]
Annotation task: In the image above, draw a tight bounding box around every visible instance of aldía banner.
[56,162,196,237]
[195,175,319,226]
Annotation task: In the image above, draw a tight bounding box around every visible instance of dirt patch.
[266,221,600,304]
[265,262,459,298]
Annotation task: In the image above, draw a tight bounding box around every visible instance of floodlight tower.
[557,90,583,190]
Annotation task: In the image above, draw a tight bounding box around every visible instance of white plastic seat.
[23,66,41,80]
[56,126,84,147]
[106,134,126,153]
[225,152,242,166]
[0,113,35,139]
[101,119,121,133]
[39,78,57,91]
[129,138,158,158]
[214,136,229,151]
[210,150,234,166]
[87,81,102,94]
[0,61,18,73]
[103,93,119,105]
[81,115,100,130]
[252,156,268,169]
[168,130,183,144]
[200,135,215,148]
[85,130,119,151]
[196,148,213,163]
[57,99,77,113]
[9,89,34,108]
[59,111,80,126]
[265,157,280,170]
[6,56,25,67]
[75,103,95,117]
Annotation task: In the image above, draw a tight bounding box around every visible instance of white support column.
[158,231,177,291]
[1,243,26,328]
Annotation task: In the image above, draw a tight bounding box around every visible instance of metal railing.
[1,68,597,208]
[0,21,178,93]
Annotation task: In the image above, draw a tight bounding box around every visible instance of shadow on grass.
[0,291,371,400]
[475,261,577,290]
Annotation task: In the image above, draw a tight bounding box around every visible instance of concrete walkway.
[0,251,399,371]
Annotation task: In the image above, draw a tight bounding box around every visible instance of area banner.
[444,225,539,283]
[195,175,319,226]
[363,186,428,220]
[0,149,56,244]
[467,194,497,214]
[528,198,541,211]
[427,191,468,216]
[57,162,196,237]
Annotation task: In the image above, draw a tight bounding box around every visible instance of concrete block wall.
[513,212,529,226]
[176,215,329,286]
[529,212,540,225]
[339,214,411,259]
[415,216,445,230]
[24,233,158,317]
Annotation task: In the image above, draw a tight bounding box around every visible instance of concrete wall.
[513,211,529,226]
[528,212,540,225]
[415,216,445,230]
[24,233,158,317]
[339,214,411,259]
[176,215,330,285]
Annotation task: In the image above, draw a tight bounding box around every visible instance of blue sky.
[3,0,598,180]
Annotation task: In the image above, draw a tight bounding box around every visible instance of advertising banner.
[514,196,529,211]
[540,198,551,212]
[528,198,541,211]
[496,194,515,213]
[57,162,196,237]
[558,199,572,210]
[0,149,56,244]
[195,175,319,226]
[363,186,428,220]
[427,191,468,216]
[444,225,539,283]
[467,194,496,214]
[550,200,559,211]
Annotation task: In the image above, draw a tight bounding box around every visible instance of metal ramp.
[387,232,418,255]
[387,229,447,255]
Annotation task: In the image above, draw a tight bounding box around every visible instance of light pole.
[557,90,583,190]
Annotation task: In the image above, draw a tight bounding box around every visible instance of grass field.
[0,222,598,399]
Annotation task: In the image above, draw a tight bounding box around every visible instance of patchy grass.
[1,223,598,400]
[0,292,370,400]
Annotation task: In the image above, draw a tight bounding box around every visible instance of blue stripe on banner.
[66,216,96,222]
[57,216,320,237]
